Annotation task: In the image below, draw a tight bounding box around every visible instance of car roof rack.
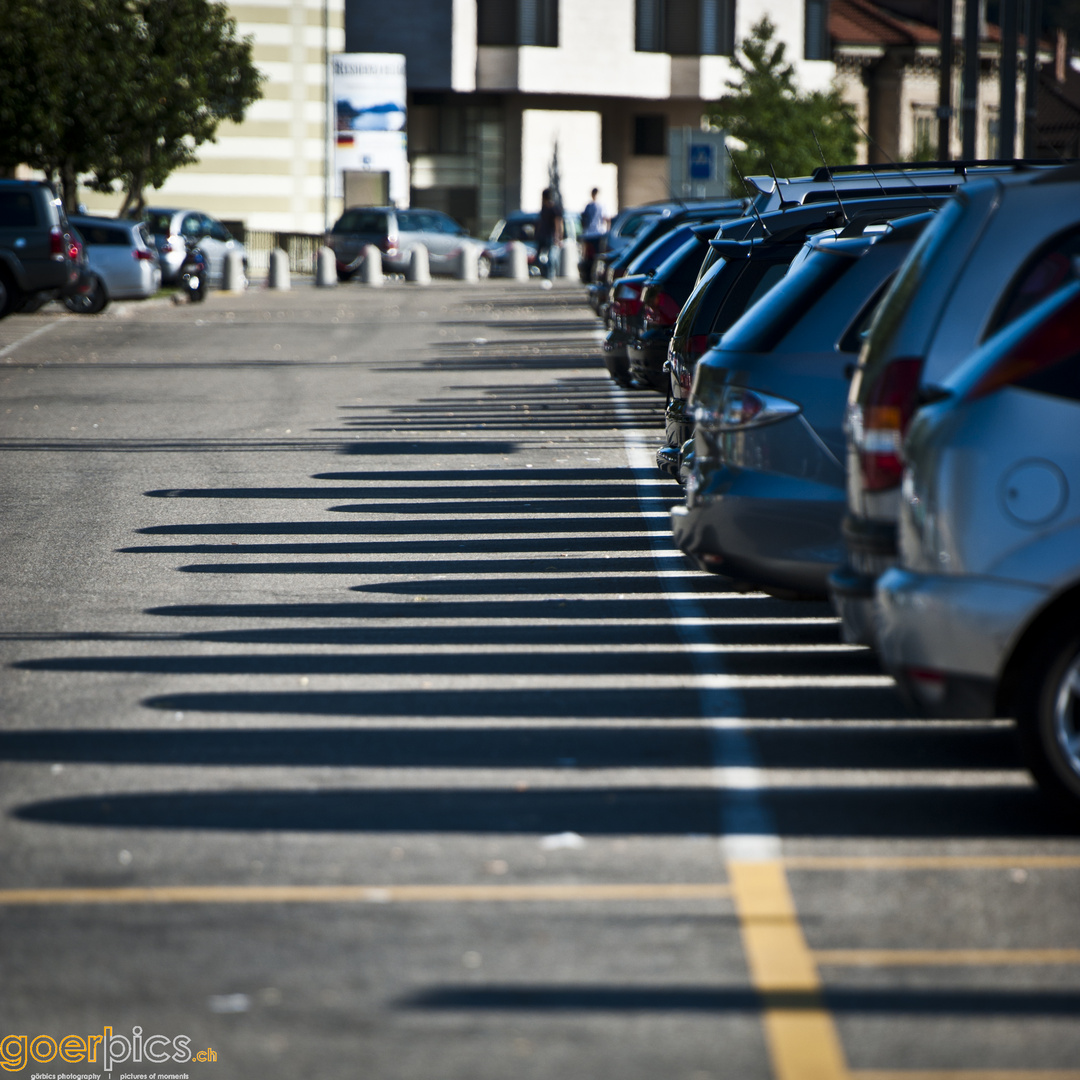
[810,158,1075,182]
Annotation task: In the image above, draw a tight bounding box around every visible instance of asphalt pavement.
[1,281,1078,1080]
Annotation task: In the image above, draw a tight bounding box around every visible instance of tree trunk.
[59,160,79,214]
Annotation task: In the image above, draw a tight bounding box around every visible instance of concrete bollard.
[360,244,383,286]
[315,245,336,287]
[454,245,479,283]
[405,243,431,284]
[508,240,529,281]
[222,249,246,292]
[559,237,578,280]
[268,248,290,290]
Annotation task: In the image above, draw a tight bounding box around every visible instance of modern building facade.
[84,0,346,234]
[346,0,836,233]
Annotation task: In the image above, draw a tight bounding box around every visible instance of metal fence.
[241,230,326,278]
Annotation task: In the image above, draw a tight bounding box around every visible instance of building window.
[804,0,830,60]
[912,105,937,160]
[478,0,558,47]
[986,111,1000,159]
[636,0,733,56]
[634,114,667,156]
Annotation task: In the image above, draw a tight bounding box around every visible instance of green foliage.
[0,0,262,212]
[707,17,860,182]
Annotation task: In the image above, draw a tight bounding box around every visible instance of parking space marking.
[784,856,1080,871]
[729,859,850,1080]
[0,317,64,359]
[814,949,1080,966]
[0,882,734,905]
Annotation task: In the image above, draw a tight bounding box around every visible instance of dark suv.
[0,180,81,318]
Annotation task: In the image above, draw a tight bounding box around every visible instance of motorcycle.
[179,238,208,302]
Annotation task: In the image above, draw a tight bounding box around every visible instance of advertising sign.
[332,53,408,206]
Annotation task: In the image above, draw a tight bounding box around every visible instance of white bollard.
[455,245,479,283]
[268,248,290,290]
[559,237,578,280]
[405,243,431,284]
[315,245,336,287]
[360,244,383,286]
[222,249,246,292]
[508,240,529,281]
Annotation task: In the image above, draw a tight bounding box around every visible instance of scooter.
[180,238,208,302]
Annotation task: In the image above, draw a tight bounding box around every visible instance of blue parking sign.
[689,144,713,181]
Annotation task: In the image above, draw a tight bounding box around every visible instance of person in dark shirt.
[536,187,563,279]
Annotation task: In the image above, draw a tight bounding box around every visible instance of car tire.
[0,270,16,319]
[337,268,354,283]
[64,274,109,315]
[1016,630,1080,815]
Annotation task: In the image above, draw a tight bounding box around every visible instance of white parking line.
[0,317,64,358]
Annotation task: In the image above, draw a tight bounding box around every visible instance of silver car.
[671,213,933,598]
[143,207,247,286]
[874,281,1080,811]
[328,206,485,280]
[830,163,1080,646]
[69,215,160,301]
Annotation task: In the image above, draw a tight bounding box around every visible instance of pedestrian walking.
[536,187,563,279]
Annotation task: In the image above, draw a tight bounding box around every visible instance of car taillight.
[852,357,923,492]
[49,226,64,258]
[160,241,172,254]
[694,386,800,431]
[687,334,712,360]
[643,291,681,328]
[966,288,1080,401]
[611,281,643,318]
[68,239,81,260]
[134,249,155,261]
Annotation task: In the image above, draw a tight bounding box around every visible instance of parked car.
[589,199,747,318]
[143,207,246,287]
[330,206,486,280]
[484,210,579,277]
[830,162,1080,647]
[578,202,663,283]
[69,215,160,304]
[874,281,1080,811]
[659,194,952,482]
[670,213,935,599]
[0,179,81,318]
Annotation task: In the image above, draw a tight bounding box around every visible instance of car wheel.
[64,274,109,315]
[1016,631,1080,814]
[0,271,16,319]
[477,253,492,280]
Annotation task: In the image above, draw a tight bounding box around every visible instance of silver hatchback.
[69,215,160,301]
[874,281,1080,811]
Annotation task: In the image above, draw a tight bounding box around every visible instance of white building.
[84,0,346,235]
[82,0,833,235]
[349,0,836,233]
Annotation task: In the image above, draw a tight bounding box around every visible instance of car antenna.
[768,161,798,209]
[726,147,772,237]
[811,130,850,226]
[851,118,938,213]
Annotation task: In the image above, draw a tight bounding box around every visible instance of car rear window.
[143,212,174,235]
[77,223,130,246]
[333,210,390,234]
[721,247,854,353]
[494,218,536,243]
[0,191,38,228]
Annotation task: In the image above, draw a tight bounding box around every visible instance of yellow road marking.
[728,859,849,1080]
[784,856,1080,871]
[814,949,1080,966]
[0,882,732,905]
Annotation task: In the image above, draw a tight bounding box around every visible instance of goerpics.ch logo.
[0,1027,216,1073]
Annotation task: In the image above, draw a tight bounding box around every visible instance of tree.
[707,17,859,183]
[0,0,262,214]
